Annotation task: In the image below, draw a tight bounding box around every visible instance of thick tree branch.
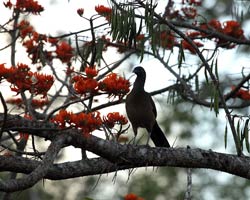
[1,113,250,182]
[0,146,250,181]
[0,135,66,192]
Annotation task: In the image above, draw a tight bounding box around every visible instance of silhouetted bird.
[125,66,170,147]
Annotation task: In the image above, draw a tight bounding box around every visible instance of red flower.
[181,40,203,54]
[16,0,44,14]
[71,112,102,134]
[77,8,84,16]
[85,66,98,78]
[181,7,197,19]
[200,19,223,38]
[199,19,244,48]
[8,63,33,93]
[3,0,12,9]
[95,5,112,15]
[6,98,23,107]
[47,37,58,45]
[6,98,49,109]
[0,63,54,96]
[136,34,145,41]
[98,73,130,98]
[209,19,222,30]
[124,193,144,200]
[0,63,11,81]
[103,112,128,128]
[223,20,244,39]
[52,110,102,134]
[72,75,98,94]
[158,31,176,49]
[52,110,72,128]
[18,20,34,39]
[95,5,112,21]
[231,86,250,100]
[31,72,54,97]
[56,41,74,64]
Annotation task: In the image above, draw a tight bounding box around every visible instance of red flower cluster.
[18,20,34,38]
[231,86,250,100]
[95,5,112,15]
[98,73,130,98]
[72,67,98,95]
[73,75,98,94]
[180,19,245,52]
[0,63,54,97]
[181,7,197,19]
[223,20,244,39]
[199,19,245,48]
[85,67,98,78]
[6,98,49,109]
[55,41,74,64]
[136,34,145,41]
[18,20,73,65]
[18,20,56,64]
[72,68,130,98]
[181,39,203,54]
[124,193,144,200]
[4,0,44,14]
[31,72,54,96]
[95,5,112,21]
[156,31,176,49]
[52,110,102,134]
[103,112,128,128]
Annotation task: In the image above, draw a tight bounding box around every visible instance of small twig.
[0,143,45,157]
[184,168,192,200]
[0,92,8,143]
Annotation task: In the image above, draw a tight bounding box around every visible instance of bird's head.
[132,66,146,77]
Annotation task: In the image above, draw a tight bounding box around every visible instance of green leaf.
[82,198,94,200]
[139,41,145,63]
[178,46,185,68]
[244,119,250,152]
[215,58,219,81]
[111,8,118,40]
[213,88,219,116]
[95,38,104,62]
[237,119,241,139]
[204,68,209,84]
[224,124,228,149]
[195,75,199,93]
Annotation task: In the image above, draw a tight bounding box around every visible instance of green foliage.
[110,4,138,48]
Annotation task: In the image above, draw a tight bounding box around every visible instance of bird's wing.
[149,95,157,118]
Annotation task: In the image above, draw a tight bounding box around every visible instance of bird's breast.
[125,92,155,129]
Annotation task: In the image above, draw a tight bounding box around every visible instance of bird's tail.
[151,122,170,147]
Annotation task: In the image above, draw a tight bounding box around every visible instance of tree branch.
[0,135,66,192]
[0,146,250,181]
[1,113,250,182]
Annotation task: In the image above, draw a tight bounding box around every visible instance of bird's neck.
[133,76,145,92]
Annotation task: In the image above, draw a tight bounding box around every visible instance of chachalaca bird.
[125,66,170,147]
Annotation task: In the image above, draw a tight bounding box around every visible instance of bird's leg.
[131,136,137,145]
[146,132,151,146]
[130,127,138,145]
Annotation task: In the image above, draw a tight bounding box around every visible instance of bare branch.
[0,135,65,192]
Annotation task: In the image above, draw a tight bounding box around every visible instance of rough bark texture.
[1,113,250,192]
